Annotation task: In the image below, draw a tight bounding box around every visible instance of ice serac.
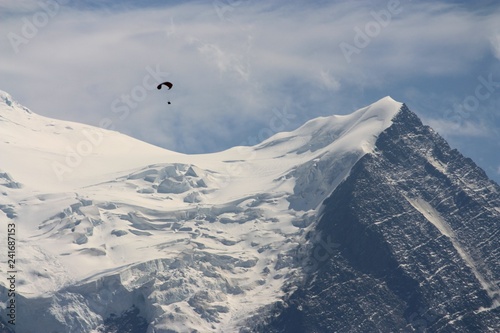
[255,104,500,332]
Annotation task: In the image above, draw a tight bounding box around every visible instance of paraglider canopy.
[157,81,173,105]
[157,82,173,90]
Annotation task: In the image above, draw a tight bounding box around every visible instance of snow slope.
[0,90,402,332]
[405,195,500,310]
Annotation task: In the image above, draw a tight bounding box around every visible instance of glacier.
[0,90,401,332]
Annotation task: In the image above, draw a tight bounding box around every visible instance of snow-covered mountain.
[0,90,498,332]
[254,106,500,332]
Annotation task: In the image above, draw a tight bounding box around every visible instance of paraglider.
[157,82,173,90]
[157,82,173,104]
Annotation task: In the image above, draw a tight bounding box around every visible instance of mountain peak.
[0,90,31,113]
[255,95,402,158]
[2,91,499,332]
[0,89,12,101]
[256,96,500,333]
[369,95,399,105]
[377,95,398,104]
[358,95,402,119]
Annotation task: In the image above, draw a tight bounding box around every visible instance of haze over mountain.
[0,91,499,332]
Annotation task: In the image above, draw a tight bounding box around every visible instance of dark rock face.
[97,306,148,333]
[0,320,14,333]
[254,105,500,332]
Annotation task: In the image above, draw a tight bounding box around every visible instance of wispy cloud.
[490,34,500,60]
[424,117,494,138]
[0,0,499,159]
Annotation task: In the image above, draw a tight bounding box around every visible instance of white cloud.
[319,69,340,91]
[490,34,500,60]
[195,37,252,81]
[0,1,499,154]
[424,118,493,138]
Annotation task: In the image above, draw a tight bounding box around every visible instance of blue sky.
[1,0,500,183]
